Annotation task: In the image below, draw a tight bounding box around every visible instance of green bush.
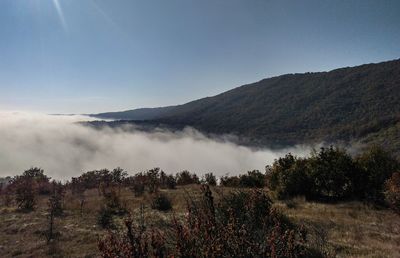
[238,170,266,188]
[306,146,360,201]
[97,206,114,229]
[356,146,400,203]
[268,154,310,199]
[151,194,172,211]
[268,147,367,201]
[176,170,200,185]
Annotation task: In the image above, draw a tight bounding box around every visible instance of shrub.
[97,206,115,229]
[216,189,272,227]
[130,182,145,197]
[239,170,266,188]
[267,146,400,203]
[306,146,360,201]
[110,167,128,189]
[176,170,200,185]
[79,170,102,189]
[99,185,317,257]
[10,168,53,211]
[268,154,311,199]
[21,168,51,195]
[48,181,65,217]
[160,171,177,189]
[385,172,400,214]
[97,187,128,229]
[14,176,37,211]
[70,177,86,215]
[98,217,167,257]
[103,188,128,216]
[220,175,240,187]
[203,173,217,186]
[175,186,309,257]
[165,175,177,189]
[356,146,400,203]
[128,172,148,197]
[151,194,172,212]
[145,168,161,193]
[45,182,65,244]
[77,168,128,192]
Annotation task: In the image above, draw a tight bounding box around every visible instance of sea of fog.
[0,111,314,180]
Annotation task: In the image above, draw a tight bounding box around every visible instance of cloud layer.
[0,111,312,180]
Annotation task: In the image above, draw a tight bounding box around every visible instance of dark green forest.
[93,59,400,156]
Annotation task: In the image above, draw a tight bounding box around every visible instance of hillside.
[93,59,400,154]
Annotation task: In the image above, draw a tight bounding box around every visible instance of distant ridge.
[92,59,400,155]
[91,106,177,121]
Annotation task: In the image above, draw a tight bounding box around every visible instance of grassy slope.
[0,186,399,257]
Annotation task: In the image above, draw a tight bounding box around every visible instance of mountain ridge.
[92,58,400,155]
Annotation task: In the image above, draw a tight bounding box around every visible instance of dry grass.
[0,187,399,257]
[277,197,400,258]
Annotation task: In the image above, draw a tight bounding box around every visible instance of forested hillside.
[93,59,400,154]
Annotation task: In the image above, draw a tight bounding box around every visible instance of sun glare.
[51,0,67,31]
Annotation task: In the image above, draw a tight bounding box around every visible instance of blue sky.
[0,0,399,113]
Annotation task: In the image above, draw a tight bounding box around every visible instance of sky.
[0,0,399,113]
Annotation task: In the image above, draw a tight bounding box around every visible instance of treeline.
[268,146,399,206]
[0,146,399,212]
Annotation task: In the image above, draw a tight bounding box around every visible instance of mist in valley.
[0,111,313,180]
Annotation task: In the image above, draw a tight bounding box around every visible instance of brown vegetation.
[0,146,399,257]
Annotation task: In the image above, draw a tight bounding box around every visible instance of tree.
[176,171,200,185]
[306,146,360,201]
[12,172,38,211]
[145,168,161,193]
[203,173,217,186]
[22,167,51,195]
[48,181,65,217]
[110,167,128,191]
[220,175,240,187]
[239,170,266,188]
[356,146,400,203]
[45,181,65,243]
[268,154,311,199]
[71,177,86,215]
[129,173,146,197]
